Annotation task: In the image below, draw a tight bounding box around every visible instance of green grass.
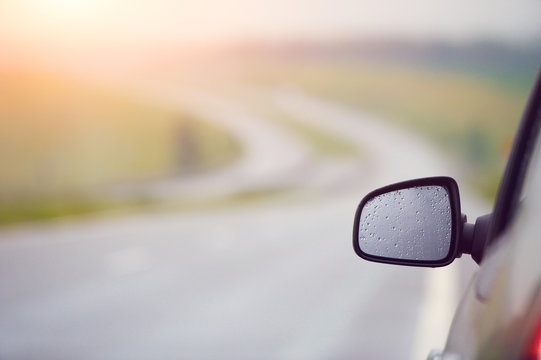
[0,197,145,226]
[0,187,296,227]
[274,114,358,157]
[0,67,241,225]
[1,57,532,224]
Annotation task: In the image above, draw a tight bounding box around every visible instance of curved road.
[0,87,486,360]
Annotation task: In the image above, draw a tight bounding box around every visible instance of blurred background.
[0,1,540,359]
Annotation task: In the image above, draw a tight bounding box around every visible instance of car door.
[441,69,541,360]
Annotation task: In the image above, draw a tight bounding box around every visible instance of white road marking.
[411,266,459,360]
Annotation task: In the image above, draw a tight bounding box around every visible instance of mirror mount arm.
[458,213,492,264]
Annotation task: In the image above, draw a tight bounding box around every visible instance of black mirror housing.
[353,177,462,267]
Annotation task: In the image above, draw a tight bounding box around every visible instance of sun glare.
[1,0,114,44]
[33,0,98,16]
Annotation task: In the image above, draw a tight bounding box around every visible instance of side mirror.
[353,177,462,267]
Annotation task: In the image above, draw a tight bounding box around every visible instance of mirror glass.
[357,185,452,261]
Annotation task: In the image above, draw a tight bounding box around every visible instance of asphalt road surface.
[0,88,486,360]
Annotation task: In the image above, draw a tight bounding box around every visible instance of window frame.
[487,69,541,252]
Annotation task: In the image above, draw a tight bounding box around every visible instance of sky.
[0,0,540,71]
[1,0,540,48]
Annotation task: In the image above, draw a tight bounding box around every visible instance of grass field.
[0,67,240,224]
[236,59,534,200]
[0,56,535,224]
[269,110,358,158]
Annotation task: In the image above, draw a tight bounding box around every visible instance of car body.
[353,67,541,360]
